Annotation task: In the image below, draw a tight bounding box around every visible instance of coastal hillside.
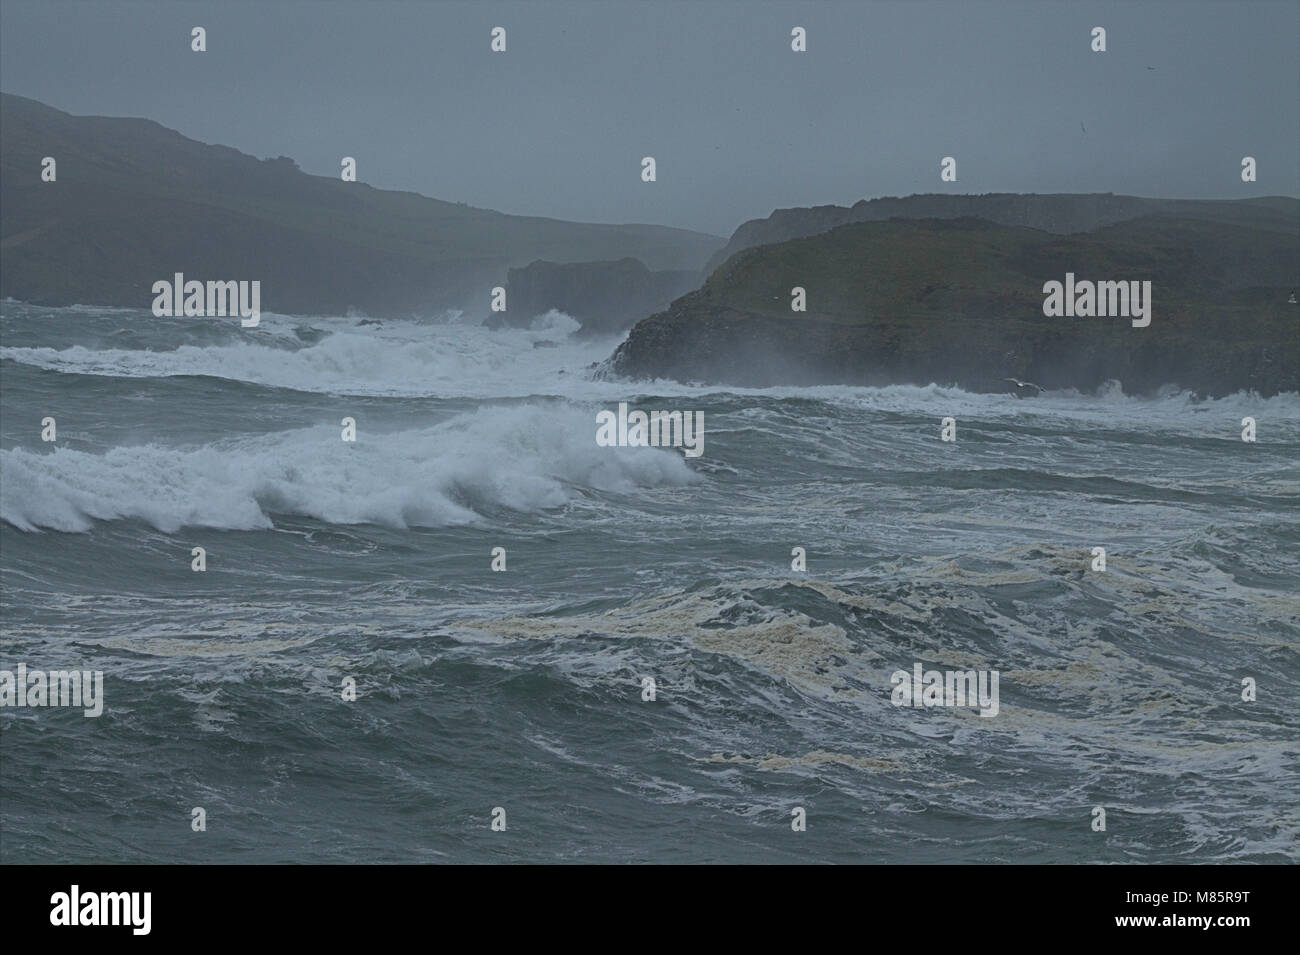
[704,193,1300,274]
[610,212,1299,396]
[0,94,722,316]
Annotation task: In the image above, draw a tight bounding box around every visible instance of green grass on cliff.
[616,213,1298,394]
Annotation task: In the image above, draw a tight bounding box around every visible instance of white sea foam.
[5,315,1295,431]
[0,403,699,532]
[0,311,614,399]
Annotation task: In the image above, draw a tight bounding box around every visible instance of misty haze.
[1,0,1297,874]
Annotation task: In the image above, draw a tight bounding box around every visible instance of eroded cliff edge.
[610,212,1299,396]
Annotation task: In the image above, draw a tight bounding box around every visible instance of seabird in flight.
[1003,377,1044,398]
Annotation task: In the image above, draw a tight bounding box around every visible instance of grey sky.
[2,0,1296,237]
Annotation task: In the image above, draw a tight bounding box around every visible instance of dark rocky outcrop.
[610,211,1299,397]
[482,257,699,336]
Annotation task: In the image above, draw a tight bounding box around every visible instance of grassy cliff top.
[697,214,1298,325]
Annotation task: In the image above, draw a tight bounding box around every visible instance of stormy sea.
[1,300,1296,863]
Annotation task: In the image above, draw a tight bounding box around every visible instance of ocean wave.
[0,403,699,532]
[7,307,1296,419]
[0,311,611,399]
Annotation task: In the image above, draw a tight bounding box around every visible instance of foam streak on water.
[2,302,1297,863]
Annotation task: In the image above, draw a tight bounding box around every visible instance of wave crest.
[1,404,699,532]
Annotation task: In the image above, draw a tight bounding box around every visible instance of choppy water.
[2,301,1297,863]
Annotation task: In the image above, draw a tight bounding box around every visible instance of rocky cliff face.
[483,257,699,335]
[704,193,1300,274]
[611,211,1299,397]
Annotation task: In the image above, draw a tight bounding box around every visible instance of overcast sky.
[2,0,1296,237]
